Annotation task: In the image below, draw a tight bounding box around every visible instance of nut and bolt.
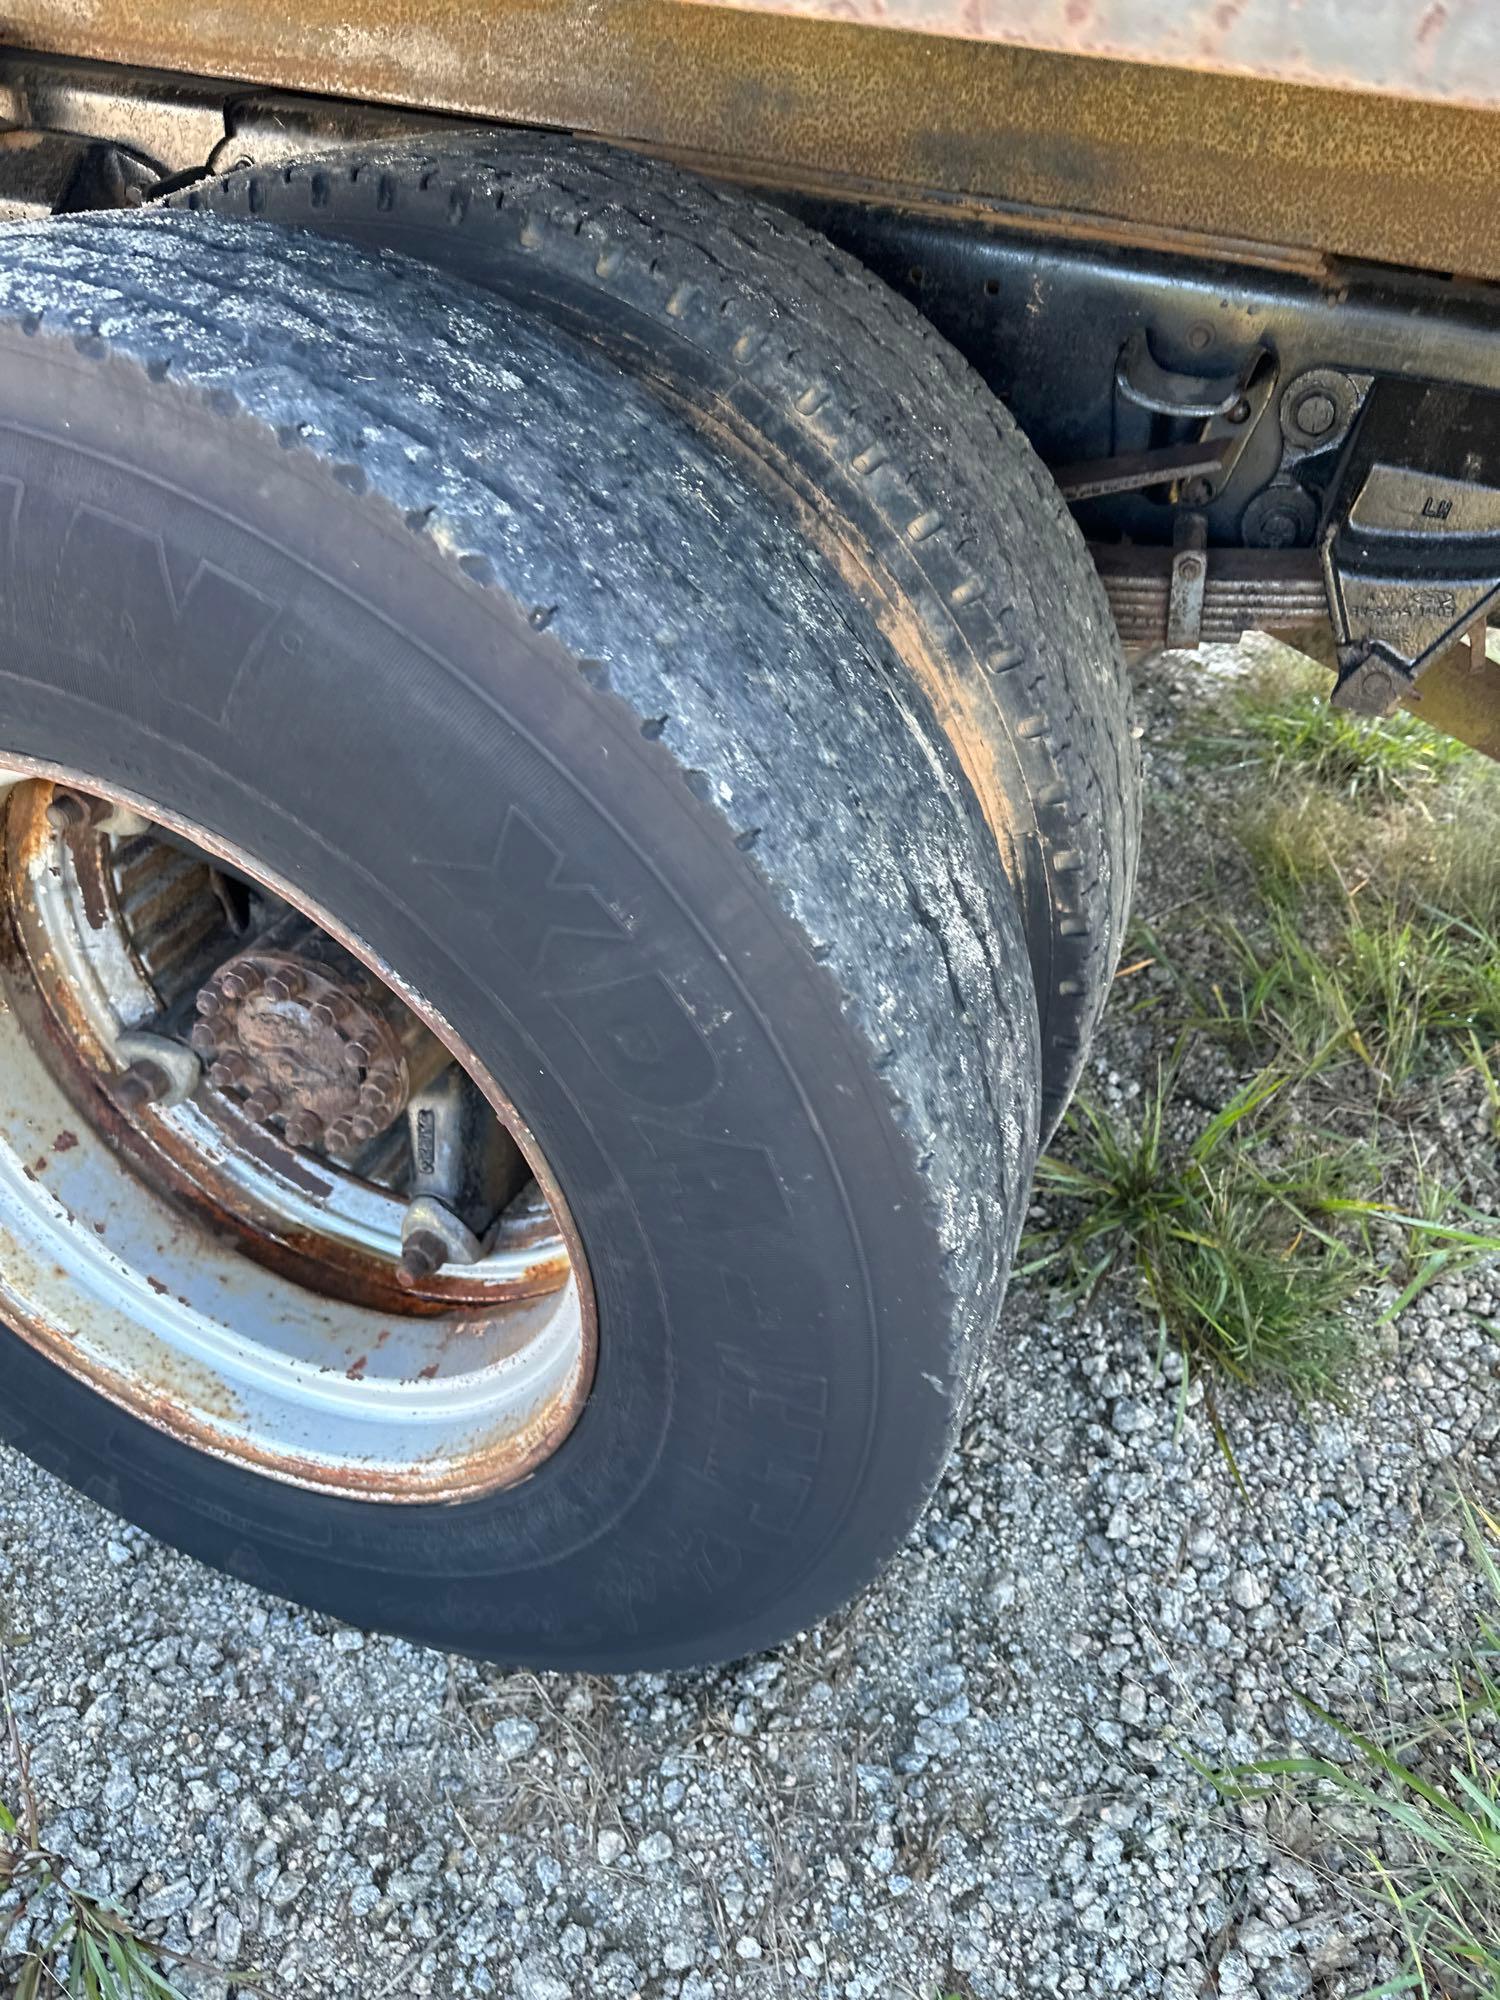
[195,988,225,1019]
[209,1052,251,1090]
[263,966,303,1002]
[325,1118,355,1152]
[1180,477,1214,507]
[188,1022,220,1055]
[243,1087,282,1123]
[220,964,262,1001]
[46,789,109,834]
[109,1058,171,1112]
[308,998,343,1030]
[399,1229,449,1283]
[1176,554,1204,582]
[283,1110,324,1149]
[1294,389,1337,439]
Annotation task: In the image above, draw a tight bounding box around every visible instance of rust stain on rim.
[0,764,598,1504]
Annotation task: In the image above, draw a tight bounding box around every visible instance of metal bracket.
[1320,378,1500,713]
[1166,511,1208,649]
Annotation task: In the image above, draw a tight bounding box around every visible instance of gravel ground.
[1,641,1497,2000]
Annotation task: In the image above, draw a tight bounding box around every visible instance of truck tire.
[176,136,1139,1135]
[0,209,1038,1669]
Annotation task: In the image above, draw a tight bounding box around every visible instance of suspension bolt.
[263,966,303,1002]
[109,1058,171,1112]
[399,1229,449,1283]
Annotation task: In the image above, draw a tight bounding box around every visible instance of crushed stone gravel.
[0,640,1495,1998]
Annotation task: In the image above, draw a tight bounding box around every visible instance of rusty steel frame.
[691,0,1500,116]
[6,5,1500,280]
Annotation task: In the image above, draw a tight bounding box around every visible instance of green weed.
[1194,652,1472,805]
[1027,1066,1377,1402]
[0,1648,249,1999]
[1220,1499,1500,1999]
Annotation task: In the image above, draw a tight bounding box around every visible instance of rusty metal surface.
[690,0,1500,115]
[1095,545,1328,655]
[6,6,1500,277]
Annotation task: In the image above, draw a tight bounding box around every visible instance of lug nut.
[399,1229,449,1283]
[189,1022,220,1055]
[284,1110,324,1149]
[308,999,342,1029]
[263,967,303,1002]
[109,1058,170,1112]
[325,1118,355,1152]
[244,1087,282,1123]
[195,988,224,1019]
[342,1038,373,1071]
[348,1113,376,1143]
[209,1053,249,1089]
[220,964,262,1000]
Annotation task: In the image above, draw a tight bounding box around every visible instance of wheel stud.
[109,1059,170,1112]
[399,1228,449,1283]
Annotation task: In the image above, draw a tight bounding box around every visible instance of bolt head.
[284,1111,324,1149]
[399,1229,448,1283]
[221,964,262,1000]
[1177,554,1204,581]
[244,1088,282,1123]
[110,1059,169,1112]
[1295,390,1337,439]
[263,967,303,1002]
[45,789,101,834]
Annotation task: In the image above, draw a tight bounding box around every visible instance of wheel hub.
[192,931,426,1156]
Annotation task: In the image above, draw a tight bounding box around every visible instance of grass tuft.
[1218,1498,1500,1999]
[1194,652,1472,805]
[1026,1066,1377,1403]
[0,1647,250,1999]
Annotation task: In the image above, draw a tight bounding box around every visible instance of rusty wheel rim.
[0,763,595,1503]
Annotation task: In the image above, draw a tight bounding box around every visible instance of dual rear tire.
[0,142,1135,1668]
